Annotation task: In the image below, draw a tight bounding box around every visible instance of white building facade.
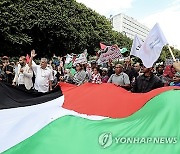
[110,13,150,41]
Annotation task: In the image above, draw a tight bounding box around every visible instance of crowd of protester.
[0,50,180,93]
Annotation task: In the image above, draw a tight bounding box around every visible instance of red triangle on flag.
[100,43,107,50]
[26,54,30,64]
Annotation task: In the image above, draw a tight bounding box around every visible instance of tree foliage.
[0,0,132,57]
[158,46,180,62]
[0,0,179,61]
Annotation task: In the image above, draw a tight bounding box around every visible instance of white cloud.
[140,2,180,49]
[76,0,134,17]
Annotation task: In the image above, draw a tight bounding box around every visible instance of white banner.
[73,52,87,65]
[65,54,72,64]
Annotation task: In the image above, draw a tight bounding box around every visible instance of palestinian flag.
[100,42,107,50]
[0,82,180,154]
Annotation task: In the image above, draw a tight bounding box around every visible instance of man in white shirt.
[29,50,53,93]
[12,56,33,90]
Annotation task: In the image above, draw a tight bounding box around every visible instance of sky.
[76,0,180,49]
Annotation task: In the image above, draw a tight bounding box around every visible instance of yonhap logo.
[98,132,113,148]
[98,132,178,149]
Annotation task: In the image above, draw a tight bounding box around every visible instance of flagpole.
[168,45,176,61]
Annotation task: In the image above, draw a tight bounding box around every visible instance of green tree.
[0,0,136,57]
[158,46,180,62]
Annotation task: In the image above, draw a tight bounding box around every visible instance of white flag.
[65,54,72,64]
[139,23,168,68]
[73,52,87,66]
[130,34,143,58]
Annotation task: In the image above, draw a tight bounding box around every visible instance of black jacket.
[124,66,139,83]
[131,74,163,93]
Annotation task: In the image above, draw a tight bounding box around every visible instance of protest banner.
[99,46,123,63]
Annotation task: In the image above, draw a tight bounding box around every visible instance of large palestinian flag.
[0,81,180,154]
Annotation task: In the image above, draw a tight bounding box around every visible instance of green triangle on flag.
[120,48,128,53]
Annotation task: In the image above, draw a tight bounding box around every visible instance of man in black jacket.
[131,65,163,93]
[124,58,139,83]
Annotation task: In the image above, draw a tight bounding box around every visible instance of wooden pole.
[168,45,176,61]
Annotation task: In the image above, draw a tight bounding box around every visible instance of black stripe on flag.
[0,82,62,110]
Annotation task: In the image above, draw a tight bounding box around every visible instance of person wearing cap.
[108,64,130,89]
[101,68,109,83]
[131,65,163,93]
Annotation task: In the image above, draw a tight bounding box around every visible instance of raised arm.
[29,49,37,68]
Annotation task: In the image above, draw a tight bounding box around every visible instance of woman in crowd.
[91,67,102,84]
[73,63,86,86]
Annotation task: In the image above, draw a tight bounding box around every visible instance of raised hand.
[31,49,37,58]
